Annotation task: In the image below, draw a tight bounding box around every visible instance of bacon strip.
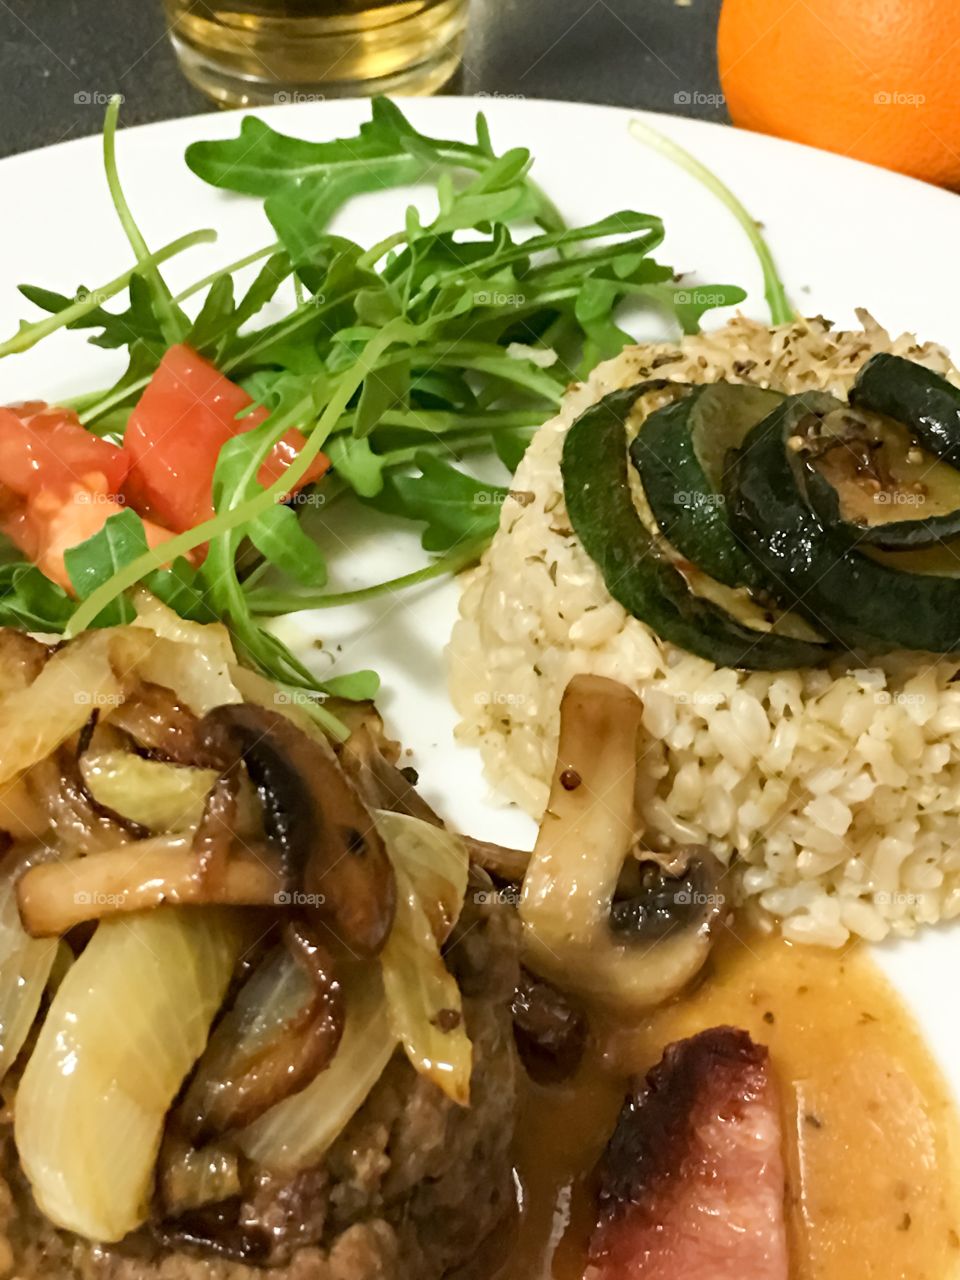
[586,1026,788,1280]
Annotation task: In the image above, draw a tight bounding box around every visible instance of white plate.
[1,97,959,1078]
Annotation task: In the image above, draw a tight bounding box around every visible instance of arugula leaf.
[324,434,387,498]
[144,557,216,621]
[319,670,380,700]
[19,273,166,354]
[355,360,410,438]
[0,229,215,360]
[0,560,73,632]
[367,453,508,552]
[492,426,536,472]
[187,97,565,236]
[643,281,748,335]
[185,274,236,355]
[65,508,149,626]
[248,502,328,587]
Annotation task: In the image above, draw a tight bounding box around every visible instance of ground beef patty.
[0,891,520,1280]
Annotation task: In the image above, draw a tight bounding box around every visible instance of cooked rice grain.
[448,314,960,947]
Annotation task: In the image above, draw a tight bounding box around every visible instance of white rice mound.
[448,313,960,947]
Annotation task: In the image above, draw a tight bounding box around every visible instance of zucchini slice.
[631,382,783,586]
[852,354,960,464]
[561,385,832,670]
[800,404,960,549]
[729,394,960,653]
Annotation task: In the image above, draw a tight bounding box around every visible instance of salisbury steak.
[0,892,520,1280]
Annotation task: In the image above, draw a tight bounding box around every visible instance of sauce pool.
[503,926,960,1280]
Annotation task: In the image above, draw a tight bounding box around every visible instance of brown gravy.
[504,926,960,1280]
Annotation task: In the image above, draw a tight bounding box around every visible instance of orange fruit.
[718,0,960,189]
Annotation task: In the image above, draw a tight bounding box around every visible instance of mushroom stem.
[17,836,282,937]
[519,674,722,1013]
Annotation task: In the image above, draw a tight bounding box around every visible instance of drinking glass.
[164,0,469,106]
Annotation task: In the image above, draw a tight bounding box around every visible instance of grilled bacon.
[586,1026,788,1280]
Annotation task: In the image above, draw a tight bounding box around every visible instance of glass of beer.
[163,0,469,106]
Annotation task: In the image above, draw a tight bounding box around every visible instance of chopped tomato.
[0,403,129,500]
[18,480,176,593]
[121,344,330,533]
[0,404,173,593]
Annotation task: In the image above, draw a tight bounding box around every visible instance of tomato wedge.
[122,344,329,533]
[0,404,175,593]
[0,403,129,500]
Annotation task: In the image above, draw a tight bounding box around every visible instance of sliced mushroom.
[519,674,726,1013]
[198,705,395,957]
[610,847,727,941]
[16,836,283,937]
[192,765,243,886]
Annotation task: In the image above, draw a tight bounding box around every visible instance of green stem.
[173,242,279,304]
[628,118,797,326]
[102,98,186,345]
[249,537,487,615]
[0,229,215,359]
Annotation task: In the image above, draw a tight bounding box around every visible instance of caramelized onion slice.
[158,1134,242,1217]
[375,809,472,1106]
[0,851,57,1082]
[14,906,246,1241]
[0,630,50,697]
[180,935,343,1139]
[16,836,283,937]
[238,964,396,1174]
[128,591,242,718]
[108,683,222,768]
[0,631,124,786]
[374,809,468,943]
[80,751,220,833]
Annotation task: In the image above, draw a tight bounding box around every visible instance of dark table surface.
[0,0,725,159]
